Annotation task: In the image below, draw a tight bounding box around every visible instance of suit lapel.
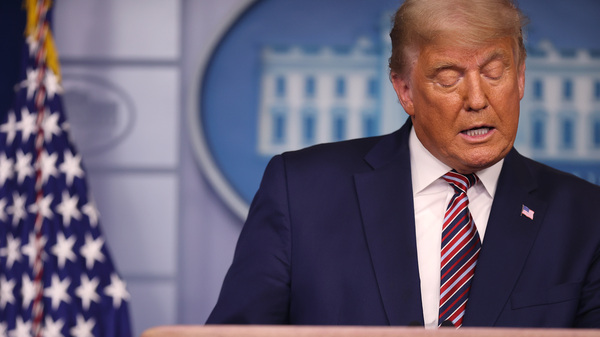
[354,120,424,325]
[464,149,547,326]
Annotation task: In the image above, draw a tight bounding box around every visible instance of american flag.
[521,204,535,220]
[0,1,132,336]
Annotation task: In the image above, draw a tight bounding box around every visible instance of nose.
[463,72,488,112]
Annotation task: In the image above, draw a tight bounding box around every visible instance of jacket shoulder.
[280,135,386,172]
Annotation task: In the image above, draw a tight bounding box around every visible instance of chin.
[461,147,509,169]
[462,157,501,172]
[455,155,495,172]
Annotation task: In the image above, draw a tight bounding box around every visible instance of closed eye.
[482,59,506,80]
[435,68,462,88]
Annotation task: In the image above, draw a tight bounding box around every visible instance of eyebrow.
[432,62,460,71]
[478,50,510,67]
[430,49,510,73]
[427,61,463,79]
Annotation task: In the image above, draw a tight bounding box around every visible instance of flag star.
[42,316,65,337]
[56,190,81,226]
[0,198,8,222]
[76,274,100,311]
[104,273,130,308]
[28,193,54,221]
[0,111,18,145]
[70,315,95,337]
[51,231,77,269]
[0,233,22,268]
[82,199,100,227]
[0,275,16,308]
[44,69,63,100]
[23,67,39,99]
[26,35,39,56]
[8,316,31,337]
[0,153,15,185]
[15,150,34,184]
[39,150,59,184]
[21,232,47,267]
[0,322,6,337]
[59,150,84,186]
[17,106,37,142]
[7,192,29,226]
[21,274,37,309]
[44,274,71,310]
[80,233,105,270]
[43,110,62,142]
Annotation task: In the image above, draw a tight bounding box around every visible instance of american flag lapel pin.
[521,204,535,220]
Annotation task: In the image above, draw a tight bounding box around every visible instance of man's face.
[391,37,525,174]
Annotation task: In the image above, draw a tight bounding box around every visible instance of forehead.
[416,37,516,69]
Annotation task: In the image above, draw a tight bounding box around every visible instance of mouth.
[461,126,494,138]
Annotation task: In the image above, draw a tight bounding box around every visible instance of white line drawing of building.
[256,15,600,182]
[518,40,600,160]
[516,40,600,184]
[257,14,400,156]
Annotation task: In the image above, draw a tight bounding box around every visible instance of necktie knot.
[442,171,478,194]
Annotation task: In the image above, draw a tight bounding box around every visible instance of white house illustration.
[257,14,399,155]
[256,16,600,183]
[518,40,600,160]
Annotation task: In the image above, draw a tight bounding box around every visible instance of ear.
[391,72,415,117]
[517,62,526,100]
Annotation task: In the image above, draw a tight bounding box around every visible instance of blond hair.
[389,0,528,78]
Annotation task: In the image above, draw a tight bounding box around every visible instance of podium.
[141,325,600,337]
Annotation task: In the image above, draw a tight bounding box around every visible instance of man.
[207,0,600,328]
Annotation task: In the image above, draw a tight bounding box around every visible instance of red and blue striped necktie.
[439,171,481,327]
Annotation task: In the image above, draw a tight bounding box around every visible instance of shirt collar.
[408,126,503,198]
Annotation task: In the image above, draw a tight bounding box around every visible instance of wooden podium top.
[141,325,600,337]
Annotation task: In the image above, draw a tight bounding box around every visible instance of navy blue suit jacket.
[207,120,600,327]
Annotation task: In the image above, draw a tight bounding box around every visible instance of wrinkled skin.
[391,37,526,174]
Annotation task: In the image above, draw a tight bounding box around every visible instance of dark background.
[0,1,25,121]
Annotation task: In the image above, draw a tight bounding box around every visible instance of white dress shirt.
[408,127,503,328]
